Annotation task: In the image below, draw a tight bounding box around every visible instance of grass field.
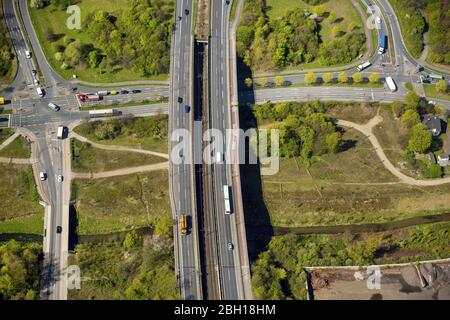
[71,170,171,235]
[260,128,450,227]
[28,0,169,83]
[0,128,13,145]
[73,116,168,153]
[71,139,165,173]
[423,84,450,101]
[325,101,380,124]
[265,0,364,47]
[68,235,178,300]
[0,135,31,158]
[0,164,43,234]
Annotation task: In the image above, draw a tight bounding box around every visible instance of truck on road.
[0,97,4,105]
[385,77,397,92]
[57,125,65,139]
[77,93,101,102]
[180,214,188,235]
[223,185,232,214]
[378,32,387,54]
[356,61,371,72]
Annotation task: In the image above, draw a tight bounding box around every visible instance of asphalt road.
[209,0,242,300]
[169,0,201,300]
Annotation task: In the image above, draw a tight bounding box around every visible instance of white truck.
[223,185,232,214]
[356,61,371,72]
[57,125,64,139]
[385,77,397,92]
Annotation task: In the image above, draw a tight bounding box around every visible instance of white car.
[428,100,436,105]
[33,78,39,86]
[376,16,381,24]
[25,50,32,59]
[40,172,47,181]
[36,87,44,97]
[57,175,63,182]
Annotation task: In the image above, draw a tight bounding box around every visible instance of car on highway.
[0,117,8,122]
[264,81,276,88]
[119,90,129,94]
[184,9,189,15]
[110,90,118,95]
[37,87,45,97]
[184,105,190,113]
[40,172,47,181]
[178,15,182,21]
[48,103,60,111]
[31,69,37,76]
[227,243,234,251]
[57,175,63,182]
[131,89,142,94]
[178,96,183,103]
[56,226,62,234]
[33,78,39,86]
[25,50,31,59]
[225,0,230,4]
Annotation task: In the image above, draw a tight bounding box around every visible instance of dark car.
[0,117,8,122]
[177,96,183,103]
[131,89,142,94]
[281,80,292,87]
[56,226,62,234]
[119,90,129,94]
[225,0,230,4]
[264,81,276,88]
[31,69,37,76]
[184,9,189,15]
[184,105,190,113]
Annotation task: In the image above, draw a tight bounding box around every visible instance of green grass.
[229,0,239,22]
[68,237,178,300]
[0,135,31,158]
[73,116,169,153]
[325,101,379,124]
[71,138,166,173]
[259,127,450,227]
[0,128,13,144]
[71,171,171,235]
[0,164,43,234]
[404,82,413,91]
[0,109,12,114]
[28,0,169,83]
[423,84,450,101]
[265,0,364,46]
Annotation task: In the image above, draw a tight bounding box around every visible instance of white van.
[216,152,223,163]
[40,172,47,181]
[37,87,44,97]
[25,50,32,59]
[48,103,60,111]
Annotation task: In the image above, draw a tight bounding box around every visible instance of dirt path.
[337,116,450,186]
[72,162,168,179]
[0,157,31,164]
[0,132,20,151]
[70,131,169,160]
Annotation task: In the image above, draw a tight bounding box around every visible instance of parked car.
[119,90,129,94]
[131,89,141,94]
[110,90,118,95]
[428,100,436,105]
[178,96,183,103]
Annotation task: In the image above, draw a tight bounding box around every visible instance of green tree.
[391,100,405,117]
[408,124,432,153]
[88,50,102,68]
[54,52,64,62]
[123,230,142,249]
[328,11,337,23]
[401,109,420,128]
[259,77,268,86]
[312,4,326,17]
[436,80,448,93]
[325,132,341,154]
[30,0,46,9]
[304,72,317,85]
[405,91,420,109]
[332,26,343,37]
[154,217,173,238]
[274,75,284,86]
[352,72,363,83]
[322,72,333,84]
[338,71,348,83]
[422,163,442,179]
[245,77,253,88]
[368,72,380,83]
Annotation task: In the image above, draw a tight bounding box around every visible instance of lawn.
[265,0,364,50]
[0,164,43,234]
[71,170,171,235]
[325,101,380,124]
[259,128,450,227]
[423,84,450,101]
[0,135,31,158]
[73,115,168,153]
[28,0,170,83]
[68,235,178,300]
[71,139,166,173]
[0,128,13,145]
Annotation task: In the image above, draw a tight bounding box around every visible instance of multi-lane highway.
[169,0,202,300]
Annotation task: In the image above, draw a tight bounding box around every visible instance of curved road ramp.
[305,260,450,300]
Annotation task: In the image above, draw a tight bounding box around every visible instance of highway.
[169,0,202,300]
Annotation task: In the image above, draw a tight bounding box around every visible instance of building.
[422,115,443,137]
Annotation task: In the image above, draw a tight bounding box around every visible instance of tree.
[259,77,268,86]
[88,50,102,68]
[245,77,253,88]
[325,132,341,154]
[338,71,348,83]
[322,72,333,84]
[54,52,64,61]
[332,26,343,37]
[401,109,420,128]
[391,100,405,117]
[408,124,432,153]
[274,75,284,86]
[436,80,448,93]
[347,22,358,32]
[328,11,337,23]
[405,91,420,109]
[352,72,363,83]
[368,72,380,83]
[154,217,173,238]
[312,5,326,17]
[30,0,46,9]
[422,163,442,179]
[304,72,317,85]
[123,230,142,249]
